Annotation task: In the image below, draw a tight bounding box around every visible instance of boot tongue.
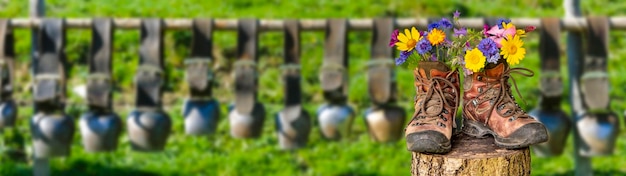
[484,62,507,78]
[418,61,450,79]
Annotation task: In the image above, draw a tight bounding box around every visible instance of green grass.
[1,0,626,175]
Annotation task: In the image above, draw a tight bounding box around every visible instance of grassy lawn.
[1,0,626,175]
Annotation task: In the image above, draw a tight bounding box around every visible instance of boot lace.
[411,72,458,127]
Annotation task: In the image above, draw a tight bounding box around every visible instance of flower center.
[509,44,517,54]
[407,39,417,48]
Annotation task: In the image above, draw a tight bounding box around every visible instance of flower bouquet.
[393,11,548,154]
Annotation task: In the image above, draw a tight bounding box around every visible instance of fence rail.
[7,17,626,31]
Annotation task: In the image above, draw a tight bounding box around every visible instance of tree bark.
[411,134,531,176]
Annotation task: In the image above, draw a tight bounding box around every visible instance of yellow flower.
[500,34,526,66]
[395,27,422,51]
[516,29,526,37]
[502,22,515,29]
[464,48,486,72]
[427,28,445,45]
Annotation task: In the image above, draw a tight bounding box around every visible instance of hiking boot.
[405,61,460,154]
[462,61,548,149]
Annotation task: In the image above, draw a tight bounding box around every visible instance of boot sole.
[406,130,451,154]
[462,120,548,149]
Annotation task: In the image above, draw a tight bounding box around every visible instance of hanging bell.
[364,18,406,143]
[0,19,16,130]
[530,18,572,157]
[79,112,121,152]
[127,109,171,151]
[30,18,75,159]
[317,104,354,140]
[364,105,405,142]
[0,100,16,129]
[183,19,220,136]
[127,19,171,151]
[183,99,220,135]
[229,102,265,138]
[79,18,122,152]
[229,19,265,139]
[575,17,620,156]
[276,105,310,149]
[31,113,74,158]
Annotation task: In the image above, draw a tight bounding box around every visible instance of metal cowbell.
[229,19,265,138]
[30,18,75,159]
[576,17,619,156]
[127,19,171,151]
[276,20,311,150]
[183,19,220,136]
[364,105,405,142]
[318,19,353,141]
[364,18,405,143]
[79,18,122,152]
[0,20,17,129]
[530,18,571,157]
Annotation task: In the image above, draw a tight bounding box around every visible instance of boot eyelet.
[442,109,449,114]
[438,122,446,127]
[478,87,483,93]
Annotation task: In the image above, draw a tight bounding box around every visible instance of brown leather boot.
[405,61,460,154]
[462,61,548,149]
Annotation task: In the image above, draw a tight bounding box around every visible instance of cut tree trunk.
[411,134,531,176]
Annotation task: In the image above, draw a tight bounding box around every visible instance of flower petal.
[411,27,421,40]
[397,33,408,43]
[395,42,409,51]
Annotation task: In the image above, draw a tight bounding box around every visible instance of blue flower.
[453,28,467,37]
[427,22,440,31]
[439,18,453,29]
[477,38,500,63]
[496,18,511,29]
[395,50,412,65]
[453,10,461,18]
[416,39,432,55]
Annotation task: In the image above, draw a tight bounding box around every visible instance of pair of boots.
[405,61,548,154]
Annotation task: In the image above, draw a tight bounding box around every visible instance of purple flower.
[416,39,432,54]
[453,10,461,18]
[395,50,412,65]
[427,22,440,31]
[483,24,490,36]
[389,29,399,47]
[463,67,474,75]
[464,41,470,51]
[477,38,499,63]
[453,28,467,37]
[496,18,511,29]
[439,18,453,29]
[430,54,437,61]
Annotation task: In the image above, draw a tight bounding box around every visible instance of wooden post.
[411,134,531,175]
[564,0,593,175]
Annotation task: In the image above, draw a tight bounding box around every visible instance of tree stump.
[411,134,531,176]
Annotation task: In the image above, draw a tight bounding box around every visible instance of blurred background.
[0,0,625,175]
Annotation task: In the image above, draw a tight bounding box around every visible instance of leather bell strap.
[580,17,610,111]
[186,19,214,99]
[233,19,259,114]
[538,18,564,108]
[135,19,164,109]
[283,20,302,106]
[0,20,14,101]
[33,18,66,109]
[87,18,114,110]
[368,18,396,105]
[320,19,348,103]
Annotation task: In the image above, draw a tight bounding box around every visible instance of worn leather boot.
[462,61,548,149]
[405,61,460,154]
